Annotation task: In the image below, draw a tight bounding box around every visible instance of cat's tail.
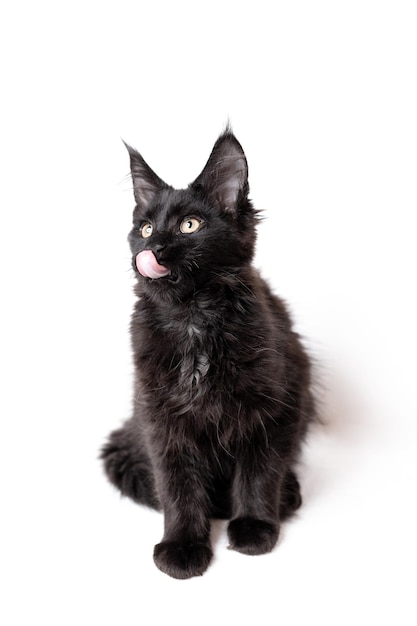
[100,423,160,510]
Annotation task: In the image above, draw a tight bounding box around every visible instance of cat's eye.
[180,217,202,234]
[141,223,153,238]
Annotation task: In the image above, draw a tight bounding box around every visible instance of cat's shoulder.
[249,269,294,330]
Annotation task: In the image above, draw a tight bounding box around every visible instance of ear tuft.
[191,129,248,213]
[123,140,167,210]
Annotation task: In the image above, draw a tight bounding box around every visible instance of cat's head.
[126,128,259,300]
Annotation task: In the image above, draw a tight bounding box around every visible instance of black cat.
[101,128,315,579]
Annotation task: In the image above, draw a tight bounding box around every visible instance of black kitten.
[101,128,314,579]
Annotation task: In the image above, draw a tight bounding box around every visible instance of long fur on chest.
[130,273,298,452]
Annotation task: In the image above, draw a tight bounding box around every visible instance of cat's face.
[126,129,258,300]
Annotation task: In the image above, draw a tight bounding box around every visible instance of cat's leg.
[100,421,160,509]
[228,381,312,554]
[152,447,213,579]
[227,448,283,556]
[279,468,302,520]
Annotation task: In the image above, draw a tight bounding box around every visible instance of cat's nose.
[153,244,167,262]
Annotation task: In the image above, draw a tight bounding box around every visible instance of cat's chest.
[159,298,215,341]
[155,302,221,385]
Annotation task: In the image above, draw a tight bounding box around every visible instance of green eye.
[180,217,201,234]
[141,223,153,238]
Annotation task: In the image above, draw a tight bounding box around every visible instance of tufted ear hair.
[123,141,168,210]
[191,128,249,214]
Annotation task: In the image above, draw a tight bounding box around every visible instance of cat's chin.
[143,272,180,285]
[138,271,196,302]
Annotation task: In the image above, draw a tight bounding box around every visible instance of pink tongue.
[136,250,170,279]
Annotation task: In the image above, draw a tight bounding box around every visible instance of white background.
[1,1,416,624]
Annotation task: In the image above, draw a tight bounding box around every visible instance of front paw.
[153,541,213,579]
[228,517,279,555]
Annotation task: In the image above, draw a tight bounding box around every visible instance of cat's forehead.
[148,188,204,219]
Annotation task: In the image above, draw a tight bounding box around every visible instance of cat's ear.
[191,129,248,214]
[123,141,168,210]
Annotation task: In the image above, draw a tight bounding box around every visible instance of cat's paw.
[227,517,279,555]
[153,540,213,579]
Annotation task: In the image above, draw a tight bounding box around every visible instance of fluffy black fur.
[101,129,314,579]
